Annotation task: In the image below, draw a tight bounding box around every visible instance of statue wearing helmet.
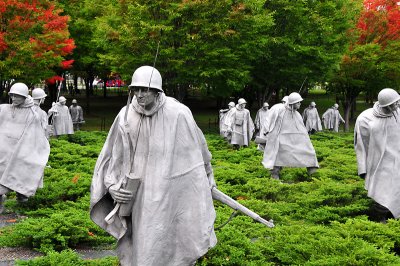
[355,88,400,223]
[0,83,50,213]
[219,101,236,139]
[31,88,49,138]
[261,92,319,180]
[302,101,322,135]
[69,99,84,131]
[322,103,345,132]
[48,96,74,136]
[226,98,254,149]
[254,102,270,138]
[91,66,218,265]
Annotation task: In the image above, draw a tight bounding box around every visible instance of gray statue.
[254,102,269,137]
[355,88,400,223]
[219,101,235,139]
[48,96,74,136]
[69,99,84,131]
[32,88,49,138]
[227,98,254,149]
[90,66,217,266]
[261,92,319,180]
[322,103,345,132]
[302,101,322,134]
[0,83,50,213]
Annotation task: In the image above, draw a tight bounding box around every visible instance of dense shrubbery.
[15,249,118,266]
[1,131,400,264]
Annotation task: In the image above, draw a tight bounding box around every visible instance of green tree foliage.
[89,0,273,100]
[255,0,361,104]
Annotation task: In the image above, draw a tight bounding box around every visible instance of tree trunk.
[350,98,356,121]
[343,100,351,132]
[84,78,91,114]
[102,77,107,98]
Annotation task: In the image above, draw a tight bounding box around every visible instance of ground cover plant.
[1,130,399,265]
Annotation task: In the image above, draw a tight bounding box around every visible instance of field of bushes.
[1,130,400,265]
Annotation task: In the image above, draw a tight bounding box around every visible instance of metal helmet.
[9,83,29,97]
[287,92,303,105]
[228,102,235,107]
[333,103,339,108]
[72,99,77,104]
[378,88,400,107]
[59,96,67,103]
[281,96,289,103]
[310,102,316,107]
[128,66,163,92]
[32,88,47,100]
[263,102,269,107]
[238,98,247,105]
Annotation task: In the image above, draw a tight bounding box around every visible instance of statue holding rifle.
[90,65,273,266]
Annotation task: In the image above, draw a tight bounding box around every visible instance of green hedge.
[1,131,399,264]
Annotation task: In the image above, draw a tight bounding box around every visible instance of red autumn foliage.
[357,0,400,45]
[0,0,75,81]
[46,75,64,85]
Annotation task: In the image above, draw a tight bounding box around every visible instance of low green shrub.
[0,197,115,253]
[15,249,118,266]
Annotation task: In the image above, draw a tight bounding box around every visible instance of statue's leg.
[270,166,281,180]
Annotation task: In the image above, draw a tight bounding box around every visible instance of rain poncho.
[219,108,230,137]
[228,106,254,147]
[49,103,74,136]
[354,102,400,218]
[255,107,269,135]
[90,93,216,266]
[302,107,322,132]
[322,108,344,132]
[222,107,236,141]
[262,104,319,170]
[33,104,49,139]
[69,105,84,123]
[0,97,50,196]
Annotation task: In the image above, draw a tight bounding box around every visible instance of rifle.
[212,187,274,228]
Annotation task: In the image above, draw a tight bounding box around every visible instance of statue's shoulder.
[164,97,192,116]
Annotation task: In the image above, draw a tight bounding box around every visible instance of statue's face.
[293,102,301,110]
[263,106,268,110]
[10,94,26,106]
[386,102,398,113]
[133,87,158,110]
[60,101,66,106]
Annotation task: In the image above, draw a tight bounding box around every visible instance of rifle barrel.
[211,188,274,228]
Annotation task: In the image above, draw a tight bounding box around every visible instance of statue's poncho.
[322,108,344,132]
[69,105,84,123]
[90,94,216,266]
[219,108,230,137]
[255,108,269,133]
[229,106,254,147]
[302,107,322,132]
[0,97,50,196]
[354,103,400,218]
[49,103,74,136]
[33,104,49,138]
[262,104,319,170]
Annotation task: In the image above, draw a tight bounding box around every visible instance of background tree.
[256,0,362,106]
[90,0,273,104]
[0,0,74,102]
[329,0,400,131]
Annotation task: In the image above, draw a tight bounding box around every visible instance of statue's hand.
[109,185,133,204]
